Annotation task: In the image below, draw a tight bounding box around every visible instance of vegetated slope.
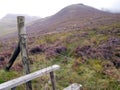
[0,22,120,89]
[27,4,120,35]
[0,4,120,90]
[0,14,40,37]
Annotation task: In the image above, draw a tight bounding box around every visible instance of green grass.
[0,70,19,83]
[0,23,120,89]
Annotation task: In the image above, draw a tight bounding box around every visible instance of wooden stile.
[0,65,60,90]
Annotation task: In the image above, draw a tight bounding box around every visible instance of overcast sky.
[0,0,120,19]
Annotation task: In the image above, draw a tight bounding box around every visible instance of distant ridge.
[27,4,120,35]
[0,14,40,24]
[0,14,40,37]
[1,4,120,39]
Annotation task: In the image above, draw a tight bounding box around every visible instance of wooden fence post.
[17,16,32,90]
[50,71,56,90]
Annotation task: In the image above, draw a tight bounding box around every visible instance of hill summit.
[27,4,119,35]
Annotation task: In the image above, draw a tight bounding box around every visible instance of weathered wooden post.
[50,71,56,90]
[17,16,32,90]
[5,41,20,71]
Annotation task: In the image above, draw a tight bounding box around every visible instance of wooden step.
[64,83,82,90]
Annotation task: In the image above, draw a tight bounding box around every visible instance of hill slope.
[0,22,120,89]
[27,4,120,35]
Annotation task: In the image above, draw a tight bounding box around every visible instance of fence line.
[0,65,60,90]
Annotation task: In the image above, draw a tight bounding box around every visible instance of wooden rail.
[0,65,60,90]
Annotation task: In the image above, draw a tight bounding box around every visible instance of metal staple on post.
[17,16,32,90]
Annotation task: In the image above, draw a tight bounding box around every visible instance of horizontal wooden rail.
[0,65,60,90]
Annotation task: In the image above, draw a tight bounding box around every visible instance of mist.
[102,0,120,13]
[0,0,120,19]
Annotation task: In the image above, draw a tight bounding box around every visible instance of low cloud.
[108,0,120,13]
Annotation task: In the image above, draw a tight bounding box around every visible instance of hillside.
[27,4,120,35]
[1,4,120,38]
[0,14,40,37]
[0,4,120,90]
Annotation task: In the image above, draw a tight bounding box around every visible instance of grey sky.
[0,0,120,19]
[109,0,120,12]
